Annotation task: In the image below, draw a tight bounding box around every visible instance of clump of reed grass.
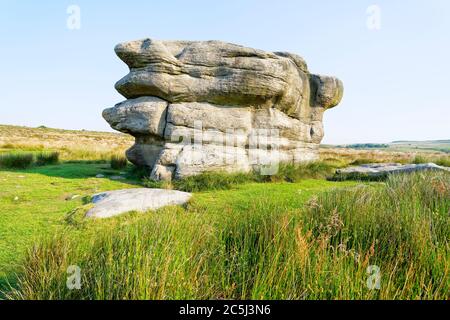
[0,153,34,169]
[412,155,428,164]
[433,157,450,167]
[110,155,128,170]
[35,152,59,166]
[412,155,450,167]
[262,162,336,182]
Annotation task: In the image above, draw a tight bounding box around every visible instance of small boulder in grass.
[85,188,192,219]
[110,175,125,180]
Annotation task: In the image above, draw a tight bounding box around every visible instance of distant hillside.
[391,140,450,144]
[326,139,450,154]
[388,140,450,153]
[337,143,389,149]
[1,124,449,158]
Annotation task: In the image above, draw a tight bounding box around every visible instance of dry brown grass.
[1,124,448,166]
[0,125,133,162]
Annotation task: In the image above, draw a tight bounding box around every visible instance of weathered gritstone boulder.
[86,188,192,219]
[335,163,450,179]
[103,39,344,180]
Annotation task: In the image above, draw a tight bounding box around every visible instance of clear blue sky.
[1,0,449,144]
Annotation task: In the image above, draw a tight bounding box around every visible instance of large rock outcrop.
[103,39,343,180]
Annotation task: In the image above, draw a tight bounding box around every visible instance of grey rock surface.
[86,188,192,219]
[103,38,344,180]
[103,96,168,136]
[336,163,450,177]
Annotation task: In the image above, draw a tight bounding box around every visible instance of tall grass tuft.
[0,153,34,169]
[173,171,253,192]
[412,154,450,167]
[412,155,428,164]
[143,161,337,192]
[6,172,449,300]
[110,155,128,170]
[35,152,59,166]
[435,157,450,167]
[262,162,336,182]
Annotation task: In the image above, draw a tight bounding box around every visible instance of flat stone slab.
[86,188,192,219]
[336,162,449,177]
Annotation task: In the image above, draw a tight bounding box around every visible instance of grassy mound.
[5,172,449,300]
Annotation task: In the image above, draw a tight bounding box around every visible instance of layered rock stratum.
[103,39,344,180]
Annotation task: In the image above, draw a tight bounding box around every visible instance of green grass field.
[0,162,356,288]
[1,161,449,299]
[0,164,139,283]
[0,125,449,300]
